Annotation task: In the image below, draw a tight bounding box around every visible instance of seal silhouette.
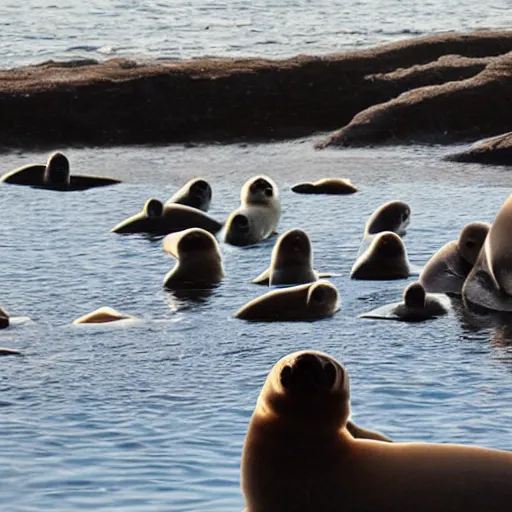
[359,281,450,322]
[0,307,9,330]
[420,221,490,295]
[1,151,120,191]
[252,229,330,286]
[165,178,212,212]
[111,198,223,236]
[73,307,136,324]
[241,350,512,512]
[234,281,339,321]
[162,228,224,289]
[291,178,358,195]
[223,175,281,246]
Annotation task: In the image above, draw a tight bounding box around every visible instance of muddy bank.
[0,30,511,151]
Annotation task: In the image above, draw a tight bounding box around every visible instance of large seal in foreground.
[359,281,450,322]
[351,231,419,280]
[241,350,512,512]
[165,178,212,212]
[223,175,281,246]
[0,152,120,191]
[420,221,490,295]
[463,195,512,311]
[162,228,224,289]
[252,229,329,286]
[291,178,358,195]
[111,198,223,235]
[234,281,338,321]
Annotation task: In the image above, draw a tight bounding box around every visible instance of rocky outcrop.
[0,30,511,150]
[444,132,512,165]
[318,50,512,148]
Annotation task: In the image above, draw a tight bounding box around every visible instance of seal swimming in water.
[364,200,411,238]
[72,307,136,324]
[165,178,212,212]
[162,228,224,289]
[0,307,9,329]
[241,350,512,512]
[420,221,490,295]
[252,229,331,286]
[291,178,358,195]
[234,280,339,321]
[223,175,281,246]
[111,198,223,236]
[1,151,121,191]
[359,281,451,322]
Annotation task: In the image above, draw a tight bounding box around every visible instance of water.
[1,2,512,511]
[1,141,512,511]
[0,1,511,69]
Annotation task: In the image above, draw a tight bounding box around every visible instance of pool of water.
[1,139,512,511]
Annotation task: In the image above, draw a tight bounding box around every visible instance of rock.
[0,31,511,150]
[444,132,512,165]
[318,51,512,148]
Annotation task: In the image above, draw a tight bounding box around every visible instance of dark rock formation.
[318,50,512,148]
[444,132,512,165]
[0,30,511,150]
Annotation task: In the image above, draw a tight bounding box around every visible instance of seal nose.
[280,354,336,392]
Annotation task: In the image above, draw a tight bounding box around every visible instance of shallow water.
[1,139,512,511]
[1,1,511,68]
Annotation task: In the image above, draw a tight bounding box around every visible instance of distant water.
[0,1,511,68]
[1,141,512,511]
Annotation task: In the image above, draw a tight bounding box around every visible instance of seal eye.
[322,362,337,389]
[280,365,293,389]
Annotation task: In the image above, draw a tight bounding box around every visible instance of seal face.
[359,281,451,322]
[252,229,319,286]
[364,200,411,237]
[0,151,121,191]
[162,228,224,290]
[351,231,412,280]
[291,178,358,195]
[420,221,490,295]
[234,280,339,321]
[166,178,212,212]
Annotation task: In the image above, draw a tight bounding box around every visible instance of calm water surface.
[1,140,512,511]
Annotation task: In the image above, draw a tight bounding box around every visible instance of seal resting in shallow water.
[165,178,212,212]
[223,175,281,246]
[291,178,358,194]
[0,151,120,191]
[162,228,224,289]
[241,349,512,512]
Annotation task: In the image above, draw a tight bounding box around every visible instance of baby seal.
[463,195,512,312]
[1,151,120,191]
[291,178,358,194]
[252,229,329,286]
[351,231,417,280]
[241,350,512,512]
[420,221,490,295]
[223,175,281,246]
[0,307,9,329]
[162,228,224,289]
[73,307,136,324]
[165,178,212,212]
[234,280,338,321]
[359,281,450,322]
[111,198,223,236]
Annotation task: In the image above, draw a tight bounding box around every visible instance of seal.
[359,281,451,322]
[0,348,21,356]
[351,231,418,280]
[0,307,9,330]
[234,280,339,321]
[223,175,281,246]
[72,307,136,324]
[291,178,358,194]
[162,228,224,289]
[364,200,411,238]
[252,229,330,286]
[111,198,223,236]
[165,178,212,212]
[420,221,490,295]
[241,350,512,512]
[0,151,121,191]
[463,195,512,312]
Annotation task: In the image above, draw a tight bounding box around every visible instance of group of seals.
[241,350,512,512]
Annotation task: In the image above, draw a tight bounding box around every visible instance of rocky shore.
[0,30,511,153]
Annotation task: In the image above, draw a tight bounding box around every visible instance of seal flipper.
[346,420,392,442]
[252,268,271,285]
